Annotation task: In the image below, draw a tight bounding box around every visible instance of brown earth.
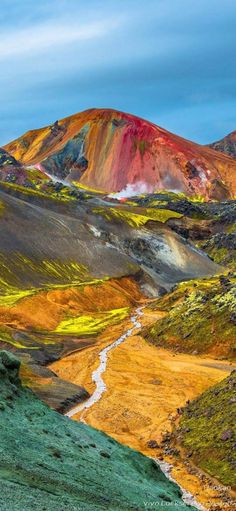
[0,277,142,331]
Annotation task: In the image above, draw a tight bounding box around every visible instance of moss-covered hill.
[174,371,236,490]
[0,350,197,511]
[144,274,236,358]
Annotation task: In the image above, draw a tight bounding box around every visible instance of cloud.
[0,19,119,60]
[0,0,235,145]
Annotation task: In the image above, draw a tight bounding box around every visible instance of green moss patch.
[176,371,236,489]
[144,274,236,358]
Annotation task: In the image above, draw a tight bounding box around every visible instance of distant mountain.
[4,108,236,199]
[0,147,21,168]
[0,147,21,182]
[207,130,236,158]
[0,147,47,186]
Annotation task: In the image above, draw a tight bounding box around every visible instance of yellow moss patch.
[0,200,5,217]
[55,307,130,335]
[0,181,73,203]
[93,207,182,227]
[72,181,105,194]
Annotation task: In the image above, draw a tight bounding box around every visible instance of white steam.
[109,181,153,199]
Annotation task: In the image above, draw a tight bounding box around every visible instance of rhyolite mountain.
[4,108,236,199]
[208,130,236,158]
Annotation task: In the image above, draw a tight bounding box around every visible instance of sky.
[0,0,235,145]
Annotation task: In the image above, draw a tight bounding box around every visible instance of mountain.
[208,130,236,158]
[4,108,236,199]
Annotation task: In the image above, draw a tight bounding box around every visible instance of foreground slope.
[173,371,236,490]
[0,351,197,511]
[4,108,236,198]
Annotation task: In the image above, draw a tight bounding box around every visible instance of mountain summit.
[4,108,236,198]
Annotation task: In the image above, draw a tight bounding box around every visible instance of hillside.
[173,371,236,490]
[4,108,236,199]
[144,273,236,359]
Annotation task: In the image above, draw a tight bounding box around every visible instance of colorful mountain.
[4,109,236,199]
[208,130,236,158]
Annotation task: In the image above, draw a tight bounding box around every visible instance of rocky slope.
[127,191,236,269]
[172,371,236,491]
[0,350,197,511]
[4,108,236,198]
[208,131,236,158]
[144,273,236,359]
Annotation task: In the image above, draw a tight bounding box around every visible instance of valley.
[0,107,235,510]
[51,305,235,510]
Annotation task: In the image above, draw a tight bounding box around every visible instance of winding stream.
[65,306,205,510]
[66,306,144,418]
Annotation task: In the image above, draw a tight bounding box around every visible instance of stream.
[65,306,205,510]
[66,306,144,418]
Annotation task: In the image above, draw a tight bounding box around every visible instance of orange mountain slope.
[4,108,236,198]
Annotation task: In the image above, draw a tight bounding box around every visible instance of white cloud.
[0,19,119,60]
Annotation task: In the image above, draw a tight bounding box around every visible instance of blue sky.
[0,0,235,145]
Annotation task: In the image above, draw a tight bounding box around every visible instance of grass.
[0,180,76,203]
[0,200,5,216]
[197,240,236,270]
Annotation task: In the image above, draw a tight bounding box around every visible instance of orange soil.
[0,277,142,331]
[51,308,235,510]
